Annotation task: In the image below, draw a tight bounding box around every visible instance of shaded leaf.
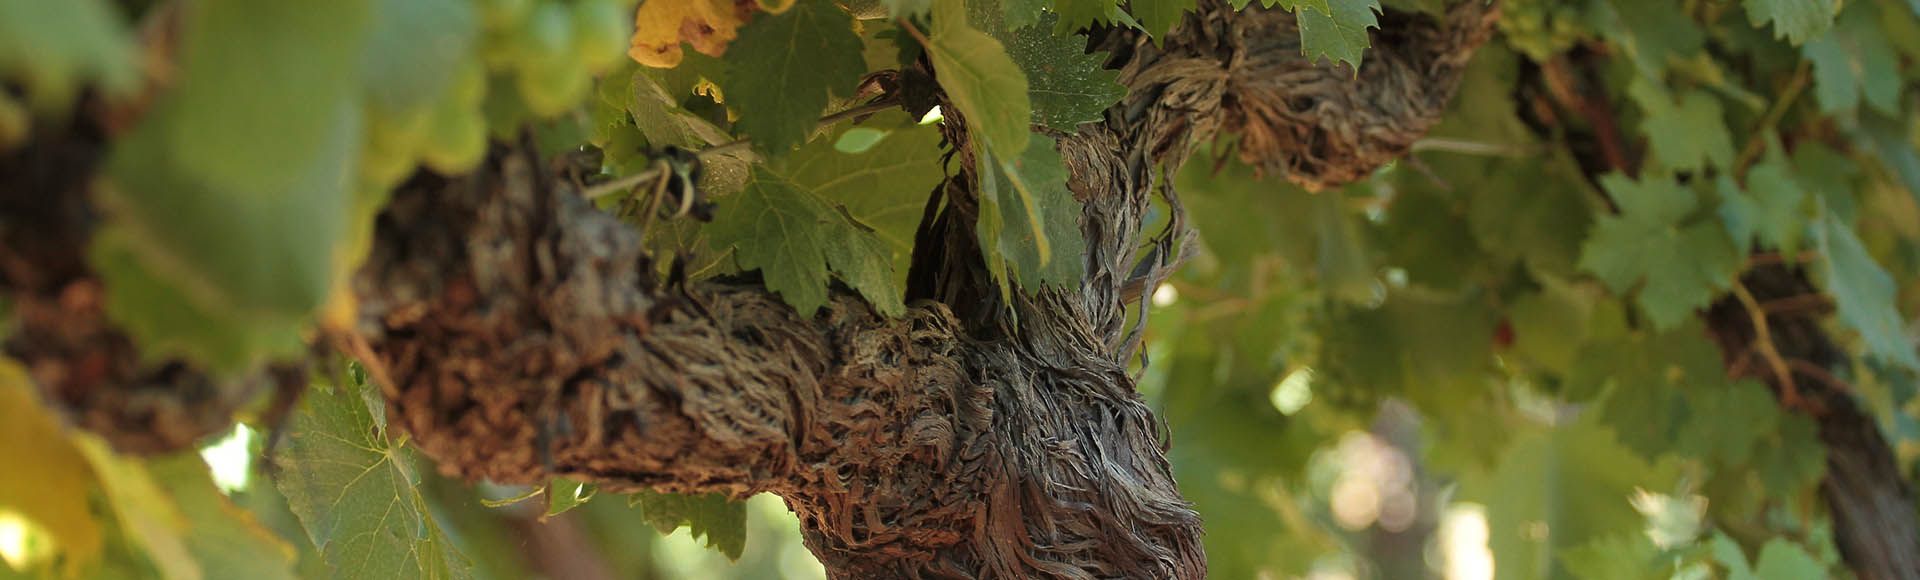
[628,491,748,560]
[708,168,908,316]
[717,0,866,153]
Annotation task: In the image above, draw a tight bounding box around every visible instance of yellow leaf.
[628,0,754,67]
[75,441,200,580]
[0,360,102,574]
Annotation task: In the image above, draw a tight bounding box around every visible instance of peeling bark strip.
[1706,267,1920,580]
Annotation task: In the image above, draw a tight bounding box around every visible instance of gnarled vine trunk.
[342,2,1496,577]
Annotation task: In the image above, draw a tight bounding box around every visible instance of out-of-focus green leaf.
[1465,416,1680,580]
[1803,2,1900,115]
[1815,212,1920,369]
[146,456,298,580]
[0,0,140,111]
[96,0,372,372]
[1578,174,1741,330]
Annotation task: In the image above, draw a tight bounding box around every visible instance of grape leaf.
[1741,0,1835,45]
[1590,0,1704,75]
[276,371,473,580]
[708,168,908,316]
[1803,2,1900,115]
[1507,276,1594,373]
[717,0,866,153]
[0,361,103,573]
[1464,417,1679,580]
[976,133,1088,293]
[1676,380,1779,466]
[779,113,946,274]
[96,0,372,372]
[1814,213,1920,368]
[977,10,1126,131]
[1561,533,1662,580]
[1629,83,1734,173]
[0,0,140,111]
[1717,156,1808,253]
[72,440,200,580]
[362,0,477,113]
[1134,0,1198,39]
[1051,0,1122,33]
[628,491,748,560]
[927,0,1032,157]
[1751,414,1826,495]
[1715,534,1828,580]
[147,456,299,580]
[544,478,597,517]
[1578,174,1741,330]
[1295,0,1380,69]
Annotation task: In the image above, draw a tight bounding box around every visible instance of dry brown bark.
[1,2,1496,578]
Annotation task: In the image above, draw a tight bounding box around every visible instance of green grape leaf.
[1751,414,1826,496]
[708,168,908,316]
[1629,83,1734,173]
[779,113,946,275]
[1561,533,1663,580]
[544,478,596,517]
[1590,0,1704,75]
[1295,0,1380,69]
[1803,3,1900,115]
[1715,534,1828,580]
[95,0,372,372]
[1741,0,1835,45]
[1578,174,1741,330]
[718,0,866,153]
[1676,380,1779,466]
[982,10,1126,131]
[1813,213,1920,368]
[1507,276,1594,373]
[1051,0,1122,32]
[276,372,473,580]
[927,0,1032,157]
[147,456,298,580]
[1753,540,1827,580]
[976,133,1087,293]
[362,0,477,113]
[1134,0,1198,39]
[1464,417,1679,580]
[0,0,140,111]
[627,491,748,560]
[72,441,199,580]
[1717,155,1808,253]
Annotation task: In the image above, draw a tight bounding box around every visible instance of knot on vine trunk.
[1146,0,1498,191]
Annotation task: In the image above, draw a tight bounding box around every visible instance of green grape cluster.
[1497,0,1587,60]
[480,0,632,117]
[359,0,633,187]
